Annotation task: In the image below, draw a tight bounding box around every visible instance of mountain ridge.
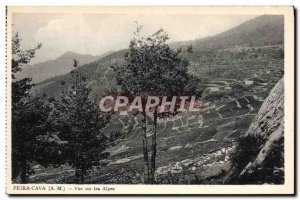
[31,15,284,98]
[17,51,114,83]
[170,15,284,51]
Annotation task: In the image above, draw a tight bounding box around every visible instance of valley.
[19,15,284,184]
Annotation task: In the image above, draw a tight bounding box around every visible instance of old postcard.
[6,6,294,195]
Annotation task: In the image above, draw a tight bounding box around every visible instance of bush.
[229,133,284,184]
[229,134,264,183]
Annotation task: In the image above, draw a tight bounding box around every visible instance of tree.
[11,33,41,105]
[54,60,109,184]
[11,33,62,183]
[187,45,193,53]
[113,26,199,183]
[12,97,63,183]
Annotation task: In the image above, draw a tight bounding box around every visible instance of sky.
[12,13,257,64]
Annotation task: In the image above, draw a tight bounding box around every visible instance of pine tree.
[54,60,109,184]
[113,26,199,183]
[11,33,62,183]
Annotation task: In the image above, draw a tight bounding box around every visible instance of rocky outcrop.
[156,146,234,177]
[244,78,284,139]
[227,78,284,183]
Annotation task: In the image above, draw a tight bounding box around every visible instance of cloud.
[28,14,256,63]
[37,15,92,39]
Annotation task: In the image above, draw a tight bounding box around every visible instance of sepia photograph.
[5,6,294,195]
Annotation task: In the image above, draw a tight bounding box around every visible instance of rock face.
[229,78,284,183]
[244,78,284,139]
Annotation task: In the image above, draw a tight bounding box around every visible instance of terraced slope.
[26,15,285,184]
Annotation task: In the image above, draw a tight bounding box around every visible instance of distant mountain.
[171,15,284,51]
[31,50,126,99]
[17,51,113,83]
[32,15,284,98]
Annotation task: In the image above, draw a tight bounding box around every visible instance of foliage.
[229,133,284,184]
[12,33,42,77]
[112,26,198,97]
[112,25,199,184]
[53,60,110,183]
[11,33,41,104]
[230,134,265,176]
[12,97,62,182]
[11,33,61,183]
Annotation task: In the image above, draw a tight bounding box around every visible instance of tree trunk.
[20,158,27,184]
[142,112,149,184]
[149,107,158,184]
[75,167,80,184]
[81,167,84,184]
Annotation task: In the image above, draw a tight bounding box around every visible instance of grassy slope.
[26,15,284,184]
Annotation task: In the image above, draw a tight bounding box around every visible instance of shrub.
[229,134,264,183]
[229,133,284,184]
